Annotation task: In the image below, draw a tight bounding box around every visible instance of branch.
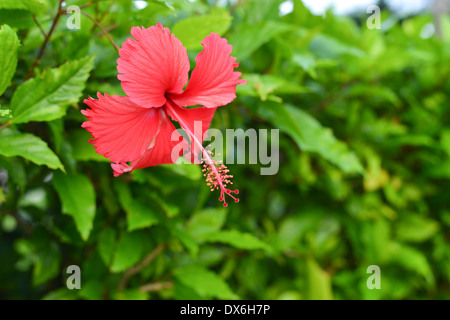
[81,10,120,52]
[33,16,47,38]
[139,281,173,293]
[117,243,166,291]
[0,121,11,131]
[93,23,119,39]
[26,0,64,79]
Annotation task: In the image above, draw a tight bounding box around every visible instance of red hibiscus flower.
[81,23,246,206]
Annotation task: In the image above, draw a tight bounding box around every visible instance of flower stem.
[165,100,239,206]
[26,0,64,80]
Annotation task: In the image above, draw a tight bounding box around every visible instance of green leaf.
[113,289,149,300]
[42,288,78,300]
[172,10,232,50]
[397,215,439,243]
[0,24,20,96]
[167,220,199,258]
[162,161,202,180]
[0,109,12,119]
[0,10,34,29]
[174,266,237,299]
[114,180,160,231]
[110,231,147,273]
[33,241,61,286]
[306,257,333,300]
[186,208,227,240]
[259,102,364,174]
[98,228,117,268]
[237,73,306,102]
[0,187,5,205]
[0,0,46,14]
[390,243,434,285]
[309,34,365,59]
[53,171,96,241]
[0,128,64,170]
[10,56,94,124]
[229,21,292,60]
[69,129,109,162]
[202,229,271,251]
[79,280,103,300]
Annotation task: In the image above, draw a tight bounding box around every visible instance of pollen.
[202,151,239,207]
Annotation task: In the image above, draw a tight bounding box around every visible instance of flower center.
[165,100,239,207]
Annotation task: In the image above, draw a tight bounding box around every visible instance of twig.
[26,0,64,79]
[0,121,11,131]
[93,23,119,39]
[79,1,94,9]
[80,10,120,52]
[117,243,166,291]
[139,281,173,293]
[92,0,113,32]
[32,16,47,38]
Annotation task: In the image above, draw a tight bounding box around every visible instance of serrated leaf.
[0,128,64,170]
[10,56,94,124]
[53,171,96,241]
[202,229,271,251]
[174,266,237,299]
[259,102,364,174]
[0,24,20,96]
[172,10,232,50]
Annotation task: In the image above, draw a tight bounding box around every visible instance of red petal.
[166,100,216,163]
[168,33,246,108]
[117,23,190,108]
[113,108,183,176]
[82,93,160,163]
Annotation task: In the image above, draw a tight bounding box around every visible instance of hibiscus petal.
[166,100,216,163]
[82,93,160,163]
[112,109,183,177]
[168,33,246,108]
[117,23,190,108]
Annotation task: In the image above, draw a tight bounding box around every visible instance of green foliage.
[0,24,20,96]
[0,0,449,301]
[174,265,237,299]
[0,129,64,170]
[11,56,94,124]
[172,9,232,50]
[52,171,96,240]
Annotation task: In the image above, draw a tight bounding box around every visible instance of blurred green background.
[1,0,450,300]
